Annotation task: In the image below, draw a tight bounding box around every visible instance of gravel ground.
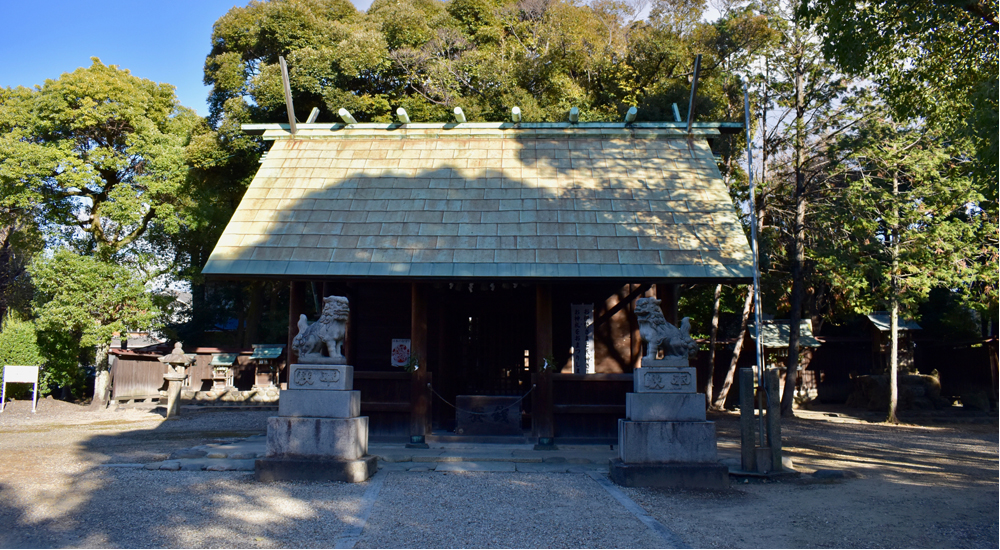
[357,471,665,548]
[626,412,999,549]
[0,398,996,548]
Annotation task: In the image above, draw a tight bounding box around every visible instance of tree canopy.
[0,59,200,259]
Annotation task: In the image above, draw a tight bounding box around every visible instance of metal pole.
[744,83,766,447]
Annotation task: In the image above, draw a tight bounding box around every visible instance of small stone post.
[766,367,783,470]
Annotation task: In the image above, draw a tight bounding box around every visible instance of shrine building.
[202,120,753,445]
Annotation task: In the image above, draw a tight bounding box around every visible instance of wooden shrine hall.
[202,121,753,445]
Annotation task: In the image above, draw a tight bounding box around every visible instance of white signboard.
[1,365,40,413]
[391,339,411,367]
[571,304,595,374]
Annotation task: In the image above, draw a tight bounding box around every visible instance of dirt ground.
[0,397,996,548]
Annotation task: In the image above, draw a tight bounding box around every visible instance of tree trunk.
[781,23,807,418]
[704,284,723,407]
[887,171,900,424]
[888,295,900,423]
[91,342,111,408]
[712,287,754,410]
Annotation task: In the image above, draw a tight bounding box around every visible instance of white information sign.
[390,339,411,367]
[1,365,40,413]
[571,304,595,374]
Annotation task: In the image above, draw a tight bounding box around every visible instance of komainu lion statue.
[292,295,349,364]
[634,297,698,362]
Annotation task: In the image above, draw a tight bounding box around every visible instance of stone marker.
[609,297,728,489]
[255,296,377,483]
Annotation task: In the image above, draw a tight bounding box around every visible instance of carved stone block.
[278,389,360,418]
[265,416,368,460]
[617,419,719,463]
[288,364,354,391]
[626,392,706,421]
[634,367,697,393]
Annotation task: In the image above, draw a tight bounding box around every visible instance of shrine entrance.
[427,284,535,433]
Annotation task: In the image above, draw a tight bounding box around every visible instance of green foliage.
[814,102,980,321]
[0,59,198,259]
[802,0,998,317]
[0,312,43,368]
[0,312,44,399]
[30,249,161,366]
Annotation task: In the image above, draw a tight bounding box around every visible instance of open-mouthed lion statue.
[634,297,697,362]
[292,295,349,364]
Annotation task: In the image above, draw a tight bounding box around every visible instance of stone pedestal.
[611,358,728,489]
[255,364,376,482]
[163,373,185,419]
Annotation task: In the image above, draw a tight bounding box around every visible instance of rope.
[427,383,536,416]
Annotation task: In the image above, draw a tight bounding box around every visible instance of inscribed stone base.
[278,389,360,418]
[455,395,523,436]
[640,357,689,368]
[625,392,706,422]
[266,416,368,460]
[287,364,354,391]
[608,459,729,489]
[254,456,377,483]
[633,367,697,393]
[618,419,719,463]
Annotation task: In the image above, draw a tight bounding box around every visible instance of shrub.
[0,313,44,399]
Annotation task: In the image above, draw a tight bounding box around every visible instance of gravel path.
[356,471,668,548]
[0,398,996,548]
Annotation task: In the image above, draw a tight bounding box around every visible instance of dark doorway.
[428,283,534,431]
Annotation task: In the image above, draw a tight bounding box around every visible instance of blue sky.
[0,0,374,116]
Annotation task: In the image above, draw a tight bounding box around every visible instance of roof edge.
[242,121,744,137]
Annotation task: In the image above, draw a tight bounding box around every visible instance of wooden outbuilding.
[202,121,753,443]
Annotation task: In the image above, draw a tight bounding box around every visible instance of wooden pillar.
[408,282,431,447]
[534,285,556,449]
[656,283,680,326]
[287,281,305,365]
[627,284,642,369]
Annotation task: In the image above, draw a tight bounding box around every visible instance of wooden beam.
[278,56,297,135]
[409,283,430,443]
[287,281,305,366]
[686,54,702,134]
[628,284,642,370]
[591,283,652,332]
[533,285,555,443]
[655,283,680,326]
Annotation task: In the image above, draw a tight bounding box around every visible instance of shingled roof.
[202,123,753,281]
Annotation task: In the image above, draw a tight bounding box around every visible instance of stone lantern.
[159,342,195,418]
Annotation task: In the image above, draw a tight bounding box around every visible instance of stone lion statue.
[634,297,697,362]
[292,295,349,364]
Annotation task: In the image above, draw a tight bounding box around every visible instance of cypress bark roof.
[202,123,753,281]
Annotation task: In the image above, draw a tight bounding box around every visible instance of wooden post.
[534,285,556,449]
[655,283,680,326]
[627,284,642,370]
[278,56,297,135]
[287,281,305,366]
[739,368,756,472]
[766,367,783,471]
[408,282,430,448]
